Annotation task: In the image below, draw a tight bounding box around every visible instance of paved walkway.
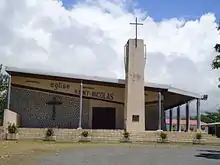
[36,145,220,165]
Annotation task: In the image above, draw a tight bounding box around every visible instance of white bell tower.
[124,17,146,132]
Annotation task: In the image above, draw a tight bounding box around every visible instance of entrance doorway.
[92,107,116,129]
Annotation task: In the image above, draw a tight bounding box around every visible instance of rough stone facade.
[10,87,90,129]
[9,86,161,130]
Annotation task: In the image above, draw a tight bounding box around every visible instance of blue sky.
[61,0,220,21]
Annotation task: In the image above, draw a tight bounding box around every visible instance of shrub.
[193,132,203,144]
[46,128,54,137]
[160,131,167,140]
[8,123,18,134]
[81,131,89,137]
[123,131,130,139]
[195,132,202,140]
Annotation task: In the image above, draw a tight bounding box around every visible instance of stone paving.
[35,145,220,165]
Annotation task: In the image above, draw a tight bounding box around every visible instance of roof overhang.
[206,122,220,126]
[168,87,202,99]
[162,86,204,110]
[5,66,170,91]
[5,66,205,109]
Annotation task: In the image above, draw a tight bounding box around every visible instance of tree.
[0,64,8,121]
[212,22,220,69]
[200,109,220,123]
[181,116,197,120]
[181,110,220,123]
[209,21,220,123]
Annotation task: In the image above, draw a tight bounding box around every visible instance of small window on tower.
[132,115,139,122]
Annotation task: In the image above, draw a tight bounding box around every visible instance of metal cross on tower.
[130,17,143,47]
[46,97,62,121]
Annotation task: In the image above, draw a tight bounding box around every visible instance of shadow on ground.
[195,149,220,160]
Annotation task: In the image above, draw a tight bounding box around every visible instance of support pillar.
[185,102,190,132]
[169,109,173,131]
[78,81,83,129]
[7,75,11,109]
[158,92,162,131]
[177,106,180,132]
[196,98,201,130]
[162,110,166,131]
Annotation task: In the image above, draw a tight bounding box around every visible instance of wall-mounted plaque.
[132,115,139,122]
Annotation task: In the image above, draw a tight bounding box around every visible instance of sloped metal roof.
[5,66,202,99]
[206,122,220,126]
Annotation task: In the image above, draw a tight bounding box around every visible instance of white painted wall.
[3,109,20,132]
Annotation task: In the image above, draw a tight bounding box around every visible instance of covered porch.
[162,86,208,132]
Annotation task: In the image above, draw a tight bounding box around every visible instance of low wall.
[129,131,200,143]
[16,128,220,143]
[18,128,124,142]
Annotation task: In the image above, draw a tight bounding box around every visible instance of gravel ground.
[35,145,220,165]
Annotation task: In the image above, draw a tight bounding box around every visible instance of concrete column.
[169,109,173,131]
[158,92,162,131]
[161,106,165,131]
[196,98,201,130]
[185,102,190,132]
[7,75,11,109]
[163,110,166,131]
[78,81,83,129]
[124,39,145,132]
[161,101,166,131]
[177,106,180,132]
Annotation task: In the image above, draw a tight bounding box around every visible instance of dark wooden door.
[92,107,116,129]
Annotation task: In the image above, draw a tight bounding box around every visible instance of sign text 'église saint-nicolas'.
[74,89,114,101]
[50,82,114,101]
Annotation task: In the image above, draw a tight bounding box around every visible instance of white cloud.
[0,0,219,112]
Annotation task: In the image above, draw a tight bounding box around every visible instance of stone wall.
[10,87,160,130]
[17,128,220,144]
[10,87,124,129]
[18,128,124,142]
[10,87,90,129]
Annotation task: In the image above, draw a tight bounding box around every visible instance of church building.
[4,38,205,132]
[5,65,202,131]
